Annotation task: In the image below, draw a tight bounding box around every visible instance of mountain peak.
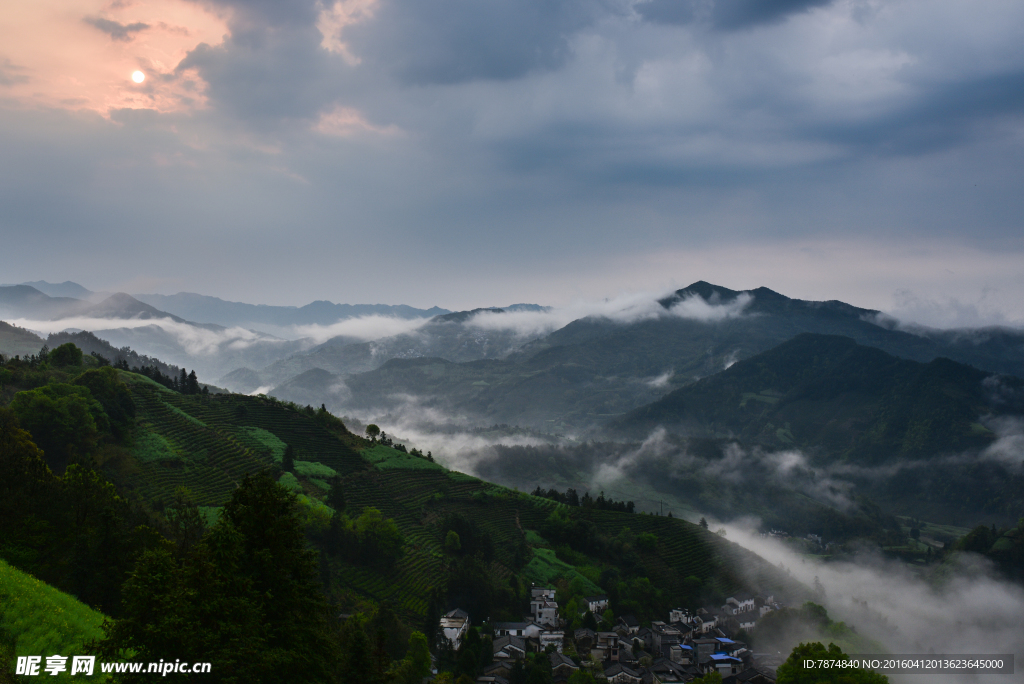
[86,293,186,322]
[658,281,747,309]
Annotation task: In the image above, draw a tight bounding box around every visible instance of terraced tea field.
[115,371,795,626]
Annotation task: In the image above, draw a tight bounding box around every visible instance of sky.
[2,0,1023,327]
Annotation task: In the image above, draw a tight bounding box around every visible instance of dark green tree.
[282,444,295,472]
[166,486,205,557]
[187,370,200,395]
[73,366,136,439]
[10,384,107,471]
[339,618,374,683]
[98,471,339,683]
[326,478,346,512]
[49,342,83,367]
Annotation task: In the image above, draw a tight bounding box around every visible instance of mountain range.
[4,278,1024,530]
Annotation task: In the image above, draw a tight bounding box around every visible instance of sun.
[132,70,145,84]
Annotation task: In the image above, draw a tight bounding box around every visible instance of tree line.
[531,486,636,513]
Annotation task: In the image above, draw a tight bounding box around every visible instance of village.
[438,586,784,683]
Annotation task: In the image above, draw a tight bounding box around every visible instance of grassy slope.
[0,559,107,682]
[112,371,798,625]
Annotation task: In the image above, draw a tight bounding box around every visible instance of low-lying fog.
[724,523,1023,684]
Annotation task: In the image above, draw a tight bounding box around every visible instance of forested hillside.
[0,342,800,681]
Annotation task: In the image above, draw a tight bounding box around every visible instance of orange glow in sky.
[0,0,230,115]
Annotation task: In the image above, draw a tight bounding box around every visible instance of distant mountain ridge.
[255,282,1024,434]
[132,292,451,329]
[615,332,1024,461]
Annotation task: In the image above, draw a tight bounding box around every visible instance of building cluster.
[439,588,784,683]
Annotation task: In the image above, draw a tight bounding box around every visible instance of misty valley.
[2,280,1023,683]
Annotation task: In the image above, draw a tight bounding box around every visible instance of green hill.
[0,321,43,359]
[617,332,1024,462]
[609,333,1024,526]
[107,375,797,625]
[0,340,805,682]
[0,559,107,682]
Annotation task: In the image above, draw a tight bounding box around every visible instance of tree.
[326,478,346,512]
[691,673,723,684]
[187,370,200,395]
[73,366,135,439]
[49,342,83,367]
[339,617,375,683]
[445,530,462,553]
[10,384,106,471]
[166,486,205,557]
[98,471,339,683]
[282,444,295,472]
[354,507,405,564]
[390,631,431,684]
[365,424,381,441]
[699,517,709,529]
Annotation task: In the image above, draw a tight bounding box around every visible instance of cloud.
[2,1,228,114]
[0,58,29,86]
[2,0,1024,316]
[290,315,431,344]
[341,0,621,84]
[879,288,1024,330]
[83,17,150,41]
[463,290,752,336]
[722,523,1024,683]
[338,393,557,475]
[636,0,835,30]
[979,416,1024,470]
[647,370,673,388]
[314,104,401,137]
[8,316,288,357]
[316,0,379,65]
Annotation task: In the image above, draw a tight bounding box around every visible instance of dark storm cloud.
[3,0,1024,315]
[807,70,1024,156]
[636,0,835,30]
[344,0,619,84]
[177,23,346,125]
[83,16,151,41]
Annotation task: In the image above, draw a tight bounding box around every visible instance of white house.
[531,598,559,627]
[669,608,690,624]
[493,621,543,639]
[439,609,470,649]
[586,594,609,613]
[726,592,756,613]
